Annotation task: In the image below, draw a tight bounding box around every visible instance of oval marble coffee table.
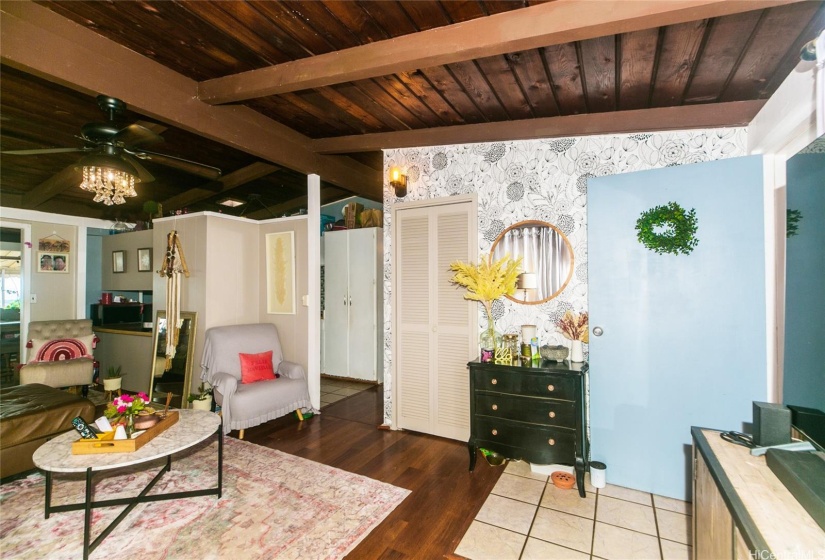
[33,409,222,560]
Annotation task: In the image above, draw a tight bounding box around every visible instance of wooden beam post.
[311,101,766,153]
[198,0,802,103]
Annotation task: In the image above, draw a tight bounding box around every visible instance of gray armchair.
[200,323,312,437]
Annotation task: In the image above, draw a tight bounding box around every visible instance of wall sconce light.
[516,272,537,301]
[389,166,407,198]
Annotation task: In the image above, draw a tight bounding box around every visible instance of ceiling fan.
[2,95,221,204]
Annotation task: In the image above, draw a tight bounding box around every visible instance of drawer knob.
[492,429,498,436]
[491,379,498,385]
[547,384,555,392]
[548,438,556,446]
[492,404,498,411]
[549,411,556,418]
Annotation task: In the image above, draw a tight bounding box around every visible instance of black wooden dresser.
[468,358,589,497]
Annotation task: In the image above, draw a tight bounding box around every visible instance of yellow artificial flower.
[450,253,522,347]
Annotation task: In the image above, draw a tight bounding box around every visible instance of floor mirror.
[148,310,197,409]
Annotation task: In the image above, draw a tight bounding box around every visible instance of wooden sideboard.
[468,359,588,497]
[692,427,825,559]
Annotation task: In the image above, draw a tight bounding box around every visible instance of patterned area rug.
[0,438,409,559]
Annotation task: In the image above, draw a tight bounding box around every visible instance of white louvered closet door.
[396,198,476,441]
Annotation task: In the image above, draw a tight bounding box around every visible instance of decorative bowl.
[134,413,160,430]
[551,471,576,489]
[540,345,569,361]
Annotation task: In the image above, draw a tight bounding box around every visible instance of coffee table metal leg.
[84,467,93,560]
[44,470,52,519]
[218,424,223,499]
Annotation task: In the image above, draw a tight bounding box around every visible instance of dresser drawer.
[475,393,576,427]
[473,416,576,461]
[473,369,576,400]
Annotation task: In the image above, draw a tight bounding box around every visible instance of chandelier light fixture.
[77,154,140,206]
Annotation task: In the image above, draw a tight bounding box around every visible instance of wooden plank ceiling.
[0,0,822,222]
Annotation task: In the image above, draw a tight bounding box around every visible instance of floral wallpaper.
[381,128,748,424]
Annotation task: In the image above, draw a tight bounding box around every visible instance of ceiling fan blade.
[129,148,221,179]
[113,124,164,148]
[2,147,84,155]
[122,154,156,183]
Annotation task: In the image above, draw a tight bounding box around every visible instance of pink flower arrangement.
[105,392,149,420]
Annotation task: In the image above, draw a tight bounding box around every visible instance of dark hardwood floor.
[241,386,504,559]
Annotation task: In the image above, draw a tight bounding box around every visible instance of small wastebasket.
[590,461,607,489]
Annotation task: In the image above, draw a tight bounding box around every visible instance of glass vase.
[479,325,502,363]
[125,413,135,438]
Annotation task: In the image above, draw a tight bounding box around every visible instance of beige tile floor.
[455,461,692,560]
[319,376,375,407]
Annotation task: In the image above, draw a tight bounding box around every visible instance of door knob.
[593,326,604,337]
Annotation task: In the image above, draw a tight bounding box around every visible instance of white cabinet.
[323,228,383,382]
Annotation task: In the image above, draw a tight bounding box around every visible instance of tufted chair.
[19,319,97,396]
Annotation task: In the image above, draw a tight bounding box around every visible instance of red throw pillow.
[30,336,94,362]
[239,351,279,384]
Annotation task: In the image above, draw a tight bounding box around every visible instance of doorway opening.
[1,227,23,387]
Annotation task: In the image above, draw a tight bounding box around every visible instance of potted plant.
[188,383,213,411]
[102,365,124,392]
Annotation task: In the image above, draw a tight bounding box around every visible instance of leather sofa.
[0,383,95,479]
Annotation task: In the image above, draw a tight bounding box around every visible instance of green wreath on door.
[635,202,698,255]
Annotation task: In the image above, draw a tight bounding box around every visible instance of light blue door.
[588,156,767,501]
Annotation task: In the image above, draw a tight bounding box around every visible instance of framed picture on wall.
[112,250,126,273]
[265,231,296,314]
[38,251,69,273]
[138,248,152,272]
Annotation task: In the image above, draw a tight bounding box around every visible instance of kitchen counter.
[95,323,152,337]
[94,328,153,395]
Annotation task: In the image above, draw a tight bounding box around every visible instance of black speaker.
[752,401,791,447]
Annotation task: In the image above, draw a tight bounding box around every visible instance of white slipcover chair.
[200,323,312,436]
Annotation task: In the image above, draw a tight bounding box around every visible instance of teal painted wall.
[784,151,825,412]
[84,228,107,318]
[588,156,767,500]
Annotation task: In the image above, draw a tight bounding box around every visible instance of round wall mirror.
[490,220,574,305]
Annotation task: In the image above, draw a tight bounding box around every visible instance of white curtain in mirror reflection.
[493,225,571,301]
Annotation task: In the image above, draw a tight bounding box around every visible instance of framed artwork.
[138,248,152,272]
[38,251,69,273]
[112,250,126,273]
[38,237,70,253]
[266,231,296,314]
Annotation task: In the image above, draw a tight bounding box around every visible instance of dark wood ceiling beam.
[312,100,765,153]
[198,0,802,103]
[244,187,350,220]
[21,165,78,209]
[161,161,280,211]
[0,1,380,200]
[3,191,108,219]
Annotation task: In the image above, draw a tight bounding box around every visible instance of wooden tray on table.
[71,410,179,454]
